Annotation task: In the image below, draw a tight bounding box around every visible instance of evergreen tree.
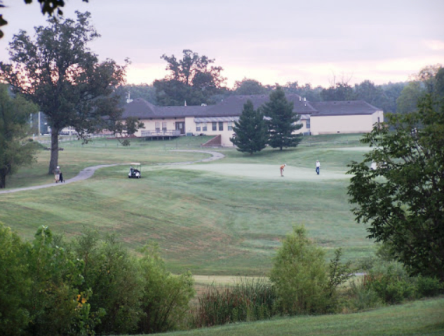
[230,100,268,155]
[263,87,302,151]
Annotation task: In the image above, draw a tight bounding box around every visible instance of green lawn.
[1,134,373,275]
[152,297,444,336]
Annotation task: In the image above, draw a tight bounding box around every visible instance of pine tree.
[263,87,302,150]
[230,100,268,155]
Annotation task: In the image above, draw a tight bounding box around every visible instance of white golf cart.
[128,162,142,179]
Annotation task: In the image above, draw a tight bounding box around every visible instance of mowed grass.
[0,134,373,275]
[151,297,444,336]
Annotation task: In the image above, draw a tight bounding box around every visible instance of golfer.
[316,160,320,175]
[54,166,61,183]
[280,164,286,177]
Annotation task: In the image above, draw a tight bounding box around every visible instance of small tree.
[262,87,302,151]
[347,94,444,282]
[0,84,38,188]
[230,100,268,155]
[270,226,330,314]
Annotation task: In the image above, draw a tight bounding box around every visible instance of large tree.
[230,100,268,155]
[154,49,226,106]
[0,0,90,39]
[396,81,426,114]
[347,94,444,282]
[0,84,39,188]
[0,11,127,174]
[263,87,302,151]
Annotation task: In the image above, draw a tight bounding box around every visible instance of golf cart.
[128,163,142,179]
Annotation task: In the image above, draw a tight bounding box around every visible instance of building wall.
[310,114,378,135]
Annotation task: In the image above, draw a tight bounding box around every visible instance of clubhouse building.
[120,94,383,147]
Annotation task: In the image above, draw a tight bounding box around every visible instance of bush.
[0,224,30,336]
[70,229,143,335]
[194,278,277,327]
[137,243,195,333]
[415,276,444,298]
[364,262,415,304]
[270,226,331,315]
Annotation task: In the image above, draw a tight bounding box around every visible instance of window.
[306,119,310,129]
[162,122,167,132]
[212,122,217,131]
[155,122,160,132]
[196,123,201,132]
[228,121,233,131]
[219,122,223,131]
[202,123,207,132]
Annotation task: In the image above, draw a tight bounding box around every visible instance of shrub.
[270,226,331,315]
[415,276,444,298]
[194,278,277,327]
[0,224,30,336]
[137,243,195,334]
[71,229,143,335]
[364,262,415,304]
[346,279,382,311]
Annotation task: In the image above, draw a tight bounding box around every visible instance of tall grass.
[193,278,277,327]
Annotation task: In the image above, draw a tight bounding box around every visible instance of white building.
[120,94,383,146]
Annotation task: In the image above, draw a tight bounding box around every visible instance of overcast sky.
[1,0,443,88]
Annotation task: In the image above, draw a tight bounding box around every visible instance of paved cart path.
[0,150,224,195]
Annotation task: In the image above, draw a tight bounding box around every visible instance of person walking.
[316,160,320,175]
[280,164,286,177]
[54,166,61,183]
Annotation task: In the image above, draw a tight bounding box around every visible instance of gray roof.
[310,100,381,116]
[121,96,381,120]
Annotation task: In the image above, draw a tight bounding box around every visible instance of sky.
[1,0,443,88]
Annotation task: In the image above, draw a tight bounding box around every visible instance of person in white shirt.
[316,160,320,175]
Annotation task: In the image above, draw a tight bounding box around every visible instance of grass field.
[0,134,374,275]
[152,297,444,336]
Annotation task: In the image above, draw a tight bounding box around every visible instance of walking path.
[0,150,224,195]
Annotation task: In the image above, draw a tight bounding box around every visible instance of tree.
[283,82,322,102]
[233,78,268,95]
[263,86,302,151]
[0,11,127,174]
[321,82,356,101]
[270,226,330,314]
[230,100,268,155]
[396,81,425,114]
[0,0,90,39]
[154,49,226,106]
[0,84,38,188]
[347,94,444,282]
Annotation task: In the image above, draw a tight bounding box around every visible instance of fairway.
[0,135,374,275]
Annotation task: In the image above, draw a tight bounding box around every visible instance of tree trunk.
[0,170,6,189]
[48,128,60,175]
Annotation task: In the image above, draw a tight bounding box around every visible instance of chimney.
[184,100,187,106]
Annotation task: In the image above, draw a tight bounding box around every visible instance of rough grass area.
[1,134,373,274]
[152,297,444,336]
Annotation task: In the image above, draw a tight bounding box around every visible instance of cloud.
[424,40,444,51]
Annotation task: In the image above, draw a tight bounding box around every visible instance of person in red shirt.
[280,164,286,177]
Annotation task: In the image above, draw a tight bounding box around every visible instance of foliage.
[347,94,444,282]
[233,78,268,95]
[396,81,425,114]
[269,226,331,314]
[230,100,268,154]
[415,275,444,297]
[0,84,38,188]
[154,49,226,106]
[70,229,143,335]
[113,116,145,145]
[0,223,30,336]
[0,11,128,174]
[321,83,356,101]
[263,86,302,151]
[194,278,277,328]
[137,243,195,333]
[283,82,323,102]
